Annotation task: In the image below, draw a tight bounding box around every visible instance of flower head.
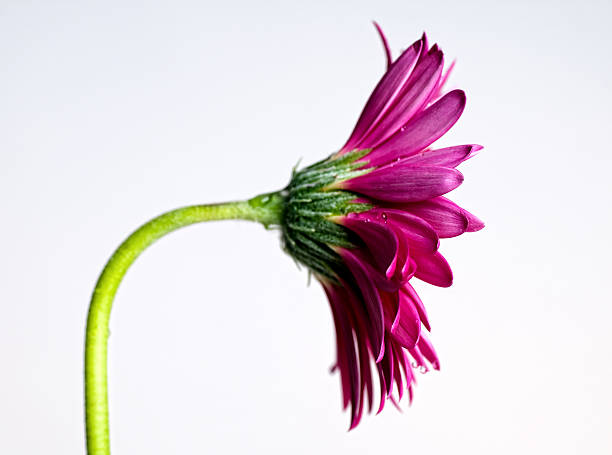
[279,26,483,429]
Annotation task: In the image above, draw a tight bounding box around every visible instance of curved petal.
[340,213,399,278]
[400,144,483,168]
[323,283,360,416]
[347,248,400,293]
[417,333,440,370]
[340,248,386,361]
[367,208,439,253]
[463,208,485,232]
[402,283,431,332]
[395,196,470,238]
[391,229,417,284]
[390,342,404,400]
[387,290,421,348]
[342,164,463,203]
[342,40,423,152]
[380,338,395,398]
[431,59,455,102]
[412,250,453,287]
[366,89,467,166]
[375,361,388,414]
[408,345,427,370]
[373,21,392,69]
[359,47,444,149]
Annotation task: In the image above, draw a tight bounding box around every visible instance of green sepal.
[278,149,373,280]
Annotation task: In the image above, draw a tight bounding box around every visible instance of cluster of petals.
[321,26,483,429]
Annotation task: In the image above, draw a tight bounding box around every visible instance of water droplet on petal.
[411,361,418,368]
[381,212,388,222]
[419,366,428,374]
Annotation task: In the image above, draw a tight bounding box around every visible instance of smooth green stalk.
[84,194,282,455]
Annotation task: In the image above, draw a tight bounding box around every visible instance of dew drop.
[419,366,428,374]
[381,212,388,222]
[411,361,418,368]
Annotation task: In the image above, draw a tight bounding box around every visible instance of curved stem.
[84,193,283,455]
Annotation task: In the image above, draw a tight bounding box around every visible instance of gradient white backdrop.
[2,0,611,453]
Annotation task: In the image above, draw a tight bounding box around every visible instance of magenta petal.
[402,283,431,332]
[390,343,404,400]
[344,164,463,203]
[343,40,423,152]
[413,250,453,287]
[356,328,374,414]
[431,59,455,101]
[341,213,399,277]
[350,249,400,293]
[366,89,467,166]
[358,48,444,149]
[375,362,388,414]
[399,196,470,238]
[417,334,440,370]
[408,345,427,371]
[373,21,392,69]
[323,284,359,415]
[390,291,421,348]
[462,208,485,232]
[400,144,482,168]
[401,257,417,283]
[367,208,439,253]
[340,248,386,361]
[417,32,429,60]
[381,338,394,398]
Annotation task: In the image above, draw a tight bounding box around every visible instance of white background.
[2,0,611,453]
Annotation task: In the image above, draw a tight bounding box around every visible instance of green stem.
[84,193,283,455]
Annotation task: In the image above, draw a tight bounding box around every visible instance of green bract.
[280,150,374,280]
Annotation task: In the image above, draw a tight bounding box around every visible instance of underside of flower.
[278,25,484,429]
[281,150,374,280]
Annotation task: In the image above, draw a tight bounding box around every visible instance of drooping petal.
[339,248,386,361]
[375,362,388,414]
[336,277,381,425]
[381,338,395,397]
[393,232,417,283]
[355,324,374,415]
[401,283,431,332]
[339,213,399,278]
[412,250,453,287]
[408,344,427,371]
[385,290,421,348]
[342,40,423,152]
[399,144,483,168]
[397,347,414,395]
[344,248,400,293]
[323,283,360,415]
[417,333,440,370]
[365,89,467,166]
[341,164,463,203]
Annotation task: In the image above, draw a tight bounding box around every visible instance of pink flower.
[280,25,483,429]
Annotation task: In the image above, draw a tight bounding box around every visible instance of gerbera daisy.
[279,24,483,428]
[83,24,483,454]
